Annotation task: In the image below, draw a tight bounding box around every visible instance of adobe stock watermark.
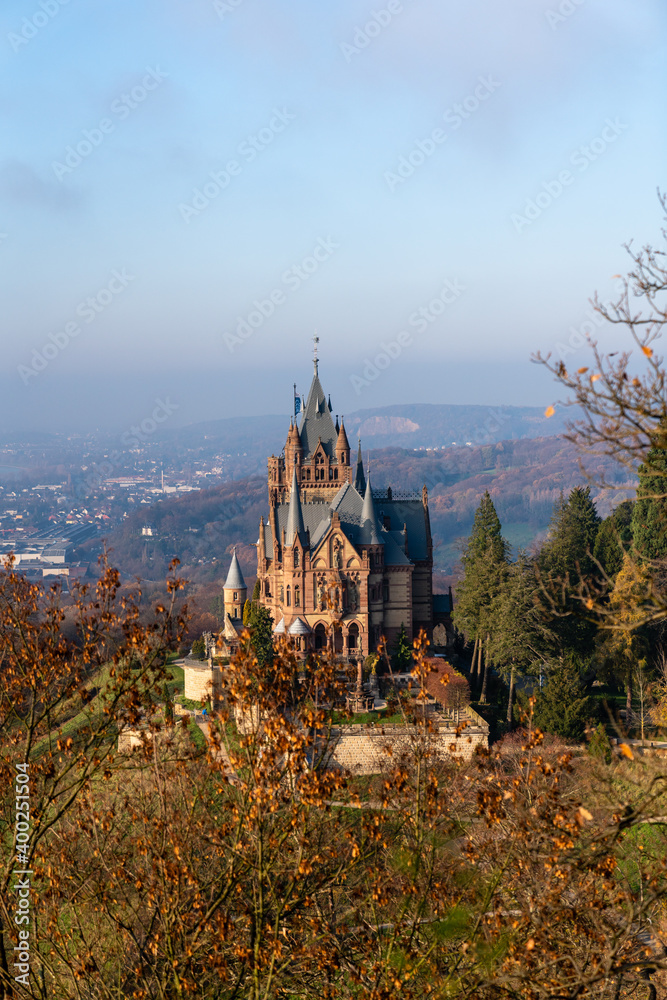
[223,236,339,353]
[546,0,585,30]
[18,269,135,385]
[13,761,32,988]
[8,0,72,54]
[511,117,628,233]
[52,67,168,180]
[384,76,501,192]
[83,398,180,491]
[213,0,247,18]
[350,278,466,394]
[179,107,296,224]
[340,0,412,63]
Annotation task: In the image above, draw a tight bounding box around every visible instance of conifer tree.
[533,657,594,742]
[453,492,510,701]
[252,578,261,602]
[594,500,634,578]
[248,603,274,668]
[539,486,601,654]
[488,553,553,729]
[632,422,667,560]
[242,598,252,626]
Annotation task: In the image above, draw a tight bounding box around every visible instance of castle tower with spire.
[253,359,439,660]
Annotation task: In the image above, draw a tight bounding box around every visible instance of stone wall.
[183,660,220,705]
[329,717,489,775]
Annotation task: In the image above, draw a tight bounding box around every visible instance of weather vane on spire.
[313,332,319,374]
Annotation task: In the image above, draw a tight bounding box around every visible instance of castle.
[223,357,451,661]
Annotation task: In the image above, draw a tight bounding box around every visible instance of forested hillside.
[85,435,633,591]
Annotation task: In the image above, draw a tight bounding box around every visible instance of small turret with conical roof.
[335,417,350,468]
[224,548,247,620]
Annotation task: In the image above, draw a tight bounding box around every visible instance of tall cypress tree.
[632,423,667,560]
[453,492,510,700]
[594,500,634,578]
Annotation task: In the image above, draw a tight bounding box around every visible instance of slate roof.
[224,548,246,590]
[298,371,338,459]
[262,482,418,567]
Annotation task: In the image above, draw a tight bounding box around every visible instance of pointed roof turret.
[299,367,338,459]
[224,548,246,590]
[354,439,366,495]
[360,478,383,545]
[336,418,350,454]
[285,462,306,546]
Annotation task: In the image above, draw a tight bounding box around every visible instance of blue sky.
[1,0,665,432]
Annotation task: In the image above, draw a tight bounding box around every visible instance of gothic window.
[295,636,302,651]
[286,587,291,607]
[347,622,359,650]
[334,469,338,480]
[233,592,238,601]
[294,549,299,568]
[265,580,271,597]
[383,585,389,603]
[279,584,284,602]
[306,469,311,480]
[315,623,326,650]
[295,586,300,607]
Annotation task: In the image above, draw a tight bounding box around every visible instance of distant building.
[223,357,452,660]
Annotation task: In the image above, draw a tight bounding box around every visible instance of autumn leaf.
[545,406,555,418]
[590,374,601,383]
[619,743,634,760]
[642,345,654,357]
[526,939,535,951]
[577,367,588,374]
[578,807,593,822]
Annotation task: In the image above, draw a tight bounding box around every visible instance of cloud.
[0,160,83,212]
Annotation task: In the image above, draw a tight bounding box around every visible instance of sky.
[0,0,665,434]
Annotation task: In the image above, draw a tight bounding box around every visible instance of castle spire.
[354,438,366,495]
[360,477,383,546]
[224,547,246,590]
[285,461,306,546]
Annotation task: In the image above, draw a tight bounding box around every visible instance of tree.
[453,492,510,703]
[632,421,667,560]
[598,551,651,715]
[538,486,601,654]
[252,578,261,602]
[594,499,634,577]
[533,657,595,741]
[242,597,252,626]
[191,636,206,660]
[247,602,274,668]
[392,623,412,672]
[488,553,554,729]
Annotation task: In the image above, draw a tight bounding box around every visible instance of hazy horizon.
[2,0,665,436]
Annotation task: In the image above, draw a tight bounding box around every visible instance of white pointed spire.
[285,462,306,546]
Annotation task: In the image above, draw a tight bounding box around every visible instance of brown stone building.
[236,359,451,660]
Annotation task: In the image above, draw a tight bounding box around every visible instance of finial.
[313,332,319,374]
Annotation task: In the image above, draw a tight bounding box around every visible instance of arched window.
[286,586,291,607]
[315,623,326,650]
[294,585,300,607]
[347,622,359,650]
[294,549,299,568]
[334,469,338,479]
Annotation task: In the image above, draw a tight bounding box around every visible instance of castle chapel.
[244,358,448,660]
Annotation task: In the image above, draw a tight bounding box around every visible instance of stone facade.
[247,361,451,659]
[183,659,221,705]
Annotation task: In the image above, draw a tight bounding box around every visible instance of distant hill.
[153,403,573,479]
[86,434,634,593]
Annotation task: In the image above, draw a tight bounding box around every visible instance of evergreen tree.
[632,422,667,560]
[392,624,412,672]
[248,603,274,669]
[453,492,510,704]
[243,599,252,626]
[252,579,261,602]
[533,657,595,742]
[488,553,553,729]
[539,486,601,654]
[587,722,612,764]
[163,680,174,725]
[598,551,651,715]
[594,500,634,578]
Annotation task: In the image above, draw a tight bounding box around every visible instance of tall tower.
[223,548,247,620]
